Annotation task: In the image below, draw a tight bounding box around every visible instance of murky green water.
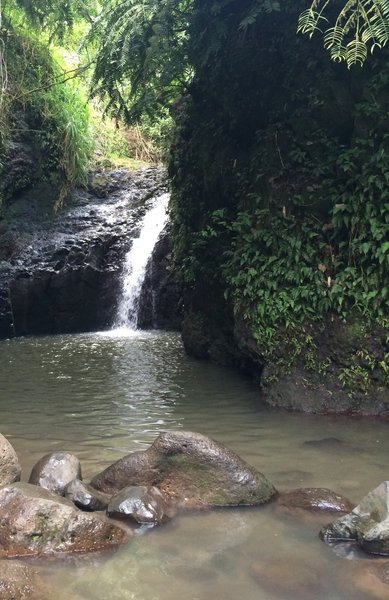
[0,331,388,599]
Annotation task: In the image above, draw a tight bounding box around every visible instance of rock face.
[278,488,354,514]
[107,485,176,525]
[29,452,82,495]
[0,483,129,557]
[91,431,276,508]
[64,479,109,512]
[0,168,181,338]
[320,481,389,556]
[0,433,21,486]
[137,227,182,330]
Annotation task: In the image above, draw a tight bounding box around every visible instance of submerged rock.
[250,557,323,598]
[278,488,354,514]
[29,451,82,495]
[91,430,277,508]
[0,560,52,600]
[0,482,129,557]
[107,485,176,525]
[64,479,109,512]
[0,432,21,487]
[351,562,389,599]
[321,481,389,555]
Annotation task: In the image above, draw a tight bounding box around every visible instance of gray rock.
[0,482,129,557]
[0,432,21,486]
[91,430,276,508]
[29,451,82,495]
[320,481,389,555]
[64,479,109,512]
[107,485,176,525]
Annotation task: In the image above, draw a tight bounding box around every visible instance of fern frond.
[299,0,389,65]
[345,37,368,65]
[297,8,329,36]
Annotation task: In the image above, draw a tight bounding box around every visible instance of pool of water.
[0,330,388,599]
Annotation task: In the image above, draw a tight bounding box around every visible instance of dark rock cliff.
[0,168,181,337]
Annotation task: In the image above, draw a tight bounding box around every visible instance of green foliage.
[88,0,284,123]
[298,0,389,67]
[88,0,192,124]
[0,24,93,204]
[6,0,99,42]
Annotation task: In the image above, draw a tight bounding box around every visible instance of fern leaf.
[346,37,368,66]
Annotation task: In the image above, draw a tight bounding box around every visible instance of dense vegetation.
[0,0,388,405]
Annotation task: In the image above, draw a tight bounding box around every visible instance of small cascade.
[114,193,169,330]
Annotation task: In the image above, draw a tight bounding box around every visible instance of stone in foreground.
[29,451,82,495]
[64,479,109,512]
[320,481,389,555]
[91,431,276,508]
[107,485,176,525]
[0,483,129,557]
[0,432,21,486]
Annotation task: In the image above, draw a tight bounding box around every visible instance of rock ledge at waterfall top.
[90,430,277,508]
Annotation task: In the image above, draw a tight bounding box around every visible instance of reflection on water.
[0,331,388,600]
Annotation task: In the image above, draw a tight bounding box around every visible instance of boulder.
[0,560,52,600]
[0,482,129,557]
[91,431,276,508]
[0,433,21,486]
[278,488,354,514]
[250,557,323,598]
[64,479,109,512]
[29,452,82,495]
[320,481,389,555]
[107,485,176,525]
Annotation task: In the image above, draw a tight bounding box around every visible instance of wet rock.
[64,479,109,512]
[107,485,176,525]
[137,229,183,330]
[250,557,323,598]
[320,481,389,555]
[91,430,277,508]
[0,560,52,600]
[278,488,354,514]
[0,482,128,557]
[29,452,82,495]
[0,432,21,486]
[0,167,170,339]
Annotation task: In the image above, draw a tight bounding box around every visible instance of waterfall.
[114,193,169,331]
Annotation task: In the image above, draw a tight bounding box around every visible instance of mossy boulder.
[0,483,129,557]
[90,431,276,508]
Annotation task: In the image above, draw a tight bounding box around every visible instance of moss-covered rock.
[91,430,277,508]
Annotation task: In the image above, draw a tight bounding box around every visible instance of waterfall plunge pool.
[0,330,388,600]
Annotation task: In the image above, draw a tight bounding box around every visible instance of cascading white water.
[114,193,169,330]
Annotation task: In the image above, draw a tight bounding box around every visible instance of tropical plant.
[298,0,389,67]
[6,0,98,41]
